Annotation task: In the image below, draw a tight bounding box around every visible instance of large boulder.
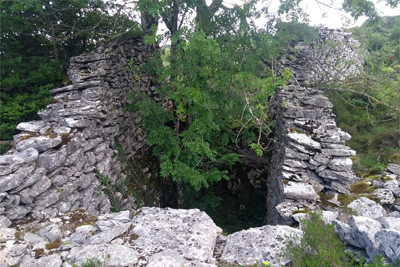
[348,197,386,219]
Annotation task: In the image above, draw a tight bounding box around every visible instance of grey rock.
[147,250,216,267]
[20,254,62,267]
[220,225,303,266]
[95,210,131,232]
[131,207,221,262]
[313,153,330,165]
[372,189,395,205]
[38,224,62,242]
[37,148,67,172]
[348,197,387,219]
[7,244,26,257]
[16,136,62,152]
[16,121,46,132]
[283,181,317,200]
[9,167,46,194]
[89,222,131,244]
[329,157,353,171]
[293,211,338,226]
[4,206,31,220]
[285,147,310,161]
[0,163,35,193]
[24,232,48,245]
[318,169,358,183]
[349,216,382,260]
[283,159,307,169]
[19,176,51,204]
[287,133,321,150]
[0,216,11,228]
[329,181,351,194]
[68,244,139,267]
[68,225,97,245]
[333,220,363,248]
[321,149,356,157]
[379,217,400,232]
[386,164,400,175]
[383,180,400,197]
[388,211,400,218]
[375,229,400,263]
[0,228,16,242]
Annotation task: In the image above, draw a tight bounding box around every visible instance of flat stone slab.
[348,197,386,220]
[131,207,221,262]
[220,225,303,266]
[287,133,321,150]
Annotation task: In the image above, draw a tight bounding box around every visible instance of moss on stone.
[338,194,354,207]
[365,185,378,193]
[350,181,369,194]
[282,179,289,185]
[288,127,307,134]
[318,192,338,208]
[361,174,380,181]
[389,154,400,164]
[33,248,45,258]
[45,242,61,250]
[292,207,309,215]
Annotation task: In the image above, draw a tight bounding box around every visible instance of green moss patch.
[350,181,369,194]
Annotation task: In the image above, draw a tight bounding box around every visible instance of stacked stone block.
[271,85,359,221]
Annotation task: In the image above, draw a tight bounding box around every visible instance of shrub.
[283,210,399,267]
[283,210,355,267]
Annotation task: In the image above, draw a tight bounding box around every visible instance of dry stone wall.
[268,28,363,224]
[0,37,158,225]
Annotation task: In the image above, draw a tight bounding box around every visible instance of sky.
[245,0,400,29]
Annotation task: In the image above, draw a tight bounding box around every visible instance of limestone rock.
[131,207,221,262]
[220,225,303,266]
[16,136,62,153]
[68,244,139,267]
[38,224,62,243]
[386,164,400,175]
[383,180,400,197]
[287,133,321,150]
[349,216,382,260]
[283,181,317,200]
[375,229,400,263]
[348,197,386,220]
[329,157,352,171]
[16,121,46,133]
[372,189,395,205]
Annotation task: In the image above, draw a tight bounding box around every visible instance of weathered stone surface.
[16,136,62,153]
[372,189,395,205]
[348,197,387,220]
[23,232,47,245]
[19,176,51,204]
[349,216,382,260]
[321,149,356,157]
[318,169,357,183]
[131,207,221,262]
[386,164,400,175]
[383,180,400,197]
[287,133,321,150]
[0,228,16,242]
[16,121,46,133]
[375,229,400,263]
[220,225,303,266]
[4,206,31,220]
[329,157,352,171]
[285,147,310,161]
[378,217,400,232]
[89,222,131,244]
[283,181,317,200]
[333,220,363,248]
[68,244,139,266]
[0,217,11,228]
[293,211,338,227]
[20,254,62,267]
[38,224,62,242]
[37,148,67,172]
